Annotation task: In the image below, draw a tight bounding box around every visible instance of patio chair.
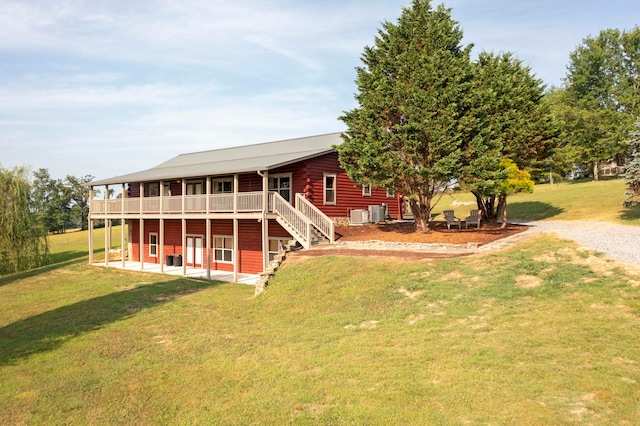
[465,209,482,228]
[443,210,461,229]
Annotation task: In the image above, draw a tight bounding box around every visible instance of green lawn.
[1,233,640,423]
[434,177,640,225]
[1,179,640,423]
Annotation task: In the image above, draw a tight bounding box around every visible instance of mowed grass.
[2,233,640,424]
[433,177,640,225]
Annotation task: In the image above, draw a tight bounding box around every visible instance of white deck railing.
[295,193,335,243]
[90,191,335,248]
[91,191,269,215]
[271,192,311,248]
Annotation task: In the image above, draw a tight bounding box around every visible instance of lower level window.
[149,233,158,257]
[214,236,233,263]
[268,238,288,262]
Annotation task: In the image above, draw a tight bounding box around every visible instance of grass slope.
[1,235,640,424]
[434,178,640,225]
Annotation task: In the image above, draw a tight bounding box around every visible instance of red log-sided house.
[88,133,402,282]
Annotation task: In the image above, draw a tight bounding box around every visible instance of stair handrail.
[271,192,311,248]
[295,193,335,243]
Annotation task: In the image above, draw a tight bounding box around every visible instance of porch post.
[182,179,186,276]
[104,185,109,267]
[121,183,126,268]
[139,182,144,271]
[88,186,94,265]
[233,174,239,281]
[182,218,187,276]
[233,218,239,283]
[159,180,164,273]
[160,218,165,273]
[206,177,211,280]
[140,218,145,271]
[261,171,269,271]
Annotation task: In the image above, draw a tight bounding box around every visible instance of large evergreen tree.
[460,52,556,221]
[338,0,478,232]
[0,166,49,274]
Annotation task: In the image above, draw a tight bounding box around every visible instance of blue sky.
[1,0,638,181]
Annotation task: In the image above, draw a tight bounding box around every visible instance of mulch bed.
[288,221,528,260]
[335,221,528,245]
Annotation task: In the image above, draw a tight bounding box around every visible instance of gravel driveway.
[514,220,640,267]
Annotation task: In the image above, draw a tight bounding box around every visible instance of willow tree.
[337,0,478,232]
[0,166,49,274]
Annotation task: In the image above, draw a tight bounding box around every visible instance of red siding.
[296,152,402,219]
[128,218,278,275]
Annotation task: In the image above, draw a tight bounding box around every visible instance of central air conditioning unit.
[368,205,386,223]
[350,209,370,225]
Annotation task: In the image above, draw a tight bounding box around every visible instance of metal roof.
[90,132,344,186]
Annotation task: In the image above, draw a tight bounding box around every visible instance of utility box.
[368,205,386,223]
[350,209,370,225]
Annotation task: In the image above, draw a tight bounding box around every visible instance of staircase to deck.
[271,192,335,249]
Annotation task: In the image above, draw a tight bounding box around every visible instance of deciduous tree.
[564,27,640,179]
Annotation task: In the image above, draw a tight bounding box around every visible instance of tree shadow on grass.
[508,201,565,221]
[0,249,105,288]
[0,278,220,365]
[618,203,640,222]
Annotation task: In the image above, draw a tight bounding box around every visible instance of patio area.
[95,261,260,285]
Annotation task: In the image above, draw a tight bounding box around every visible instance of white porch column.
[182,218,187,276]
[261,171,269,271]
[181,179,187,276]
[160,218,165,273]
[233,218,239,282]
[88,186,94,265]
[233,174,239,281]
[206,176,211,280]
[159,180,164,273]
[121,183,126,268]
[104,185,109,267]
[140,218,145,271]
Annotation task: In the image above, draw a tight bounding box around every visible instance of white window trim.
[268,238,288,262]
[362,184,372,197]
[149,232,158,257]
[213,235,234,264]
[268,173,293,202]
[386,188,396,198]
[186,179,204,195]
[212,177,234,194]
[324,173,337,205]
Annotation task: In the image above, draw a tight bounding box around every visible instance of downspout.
[257,170,269,272]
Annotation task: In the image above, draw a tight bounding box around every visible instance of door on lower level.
[186,236,203,267]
